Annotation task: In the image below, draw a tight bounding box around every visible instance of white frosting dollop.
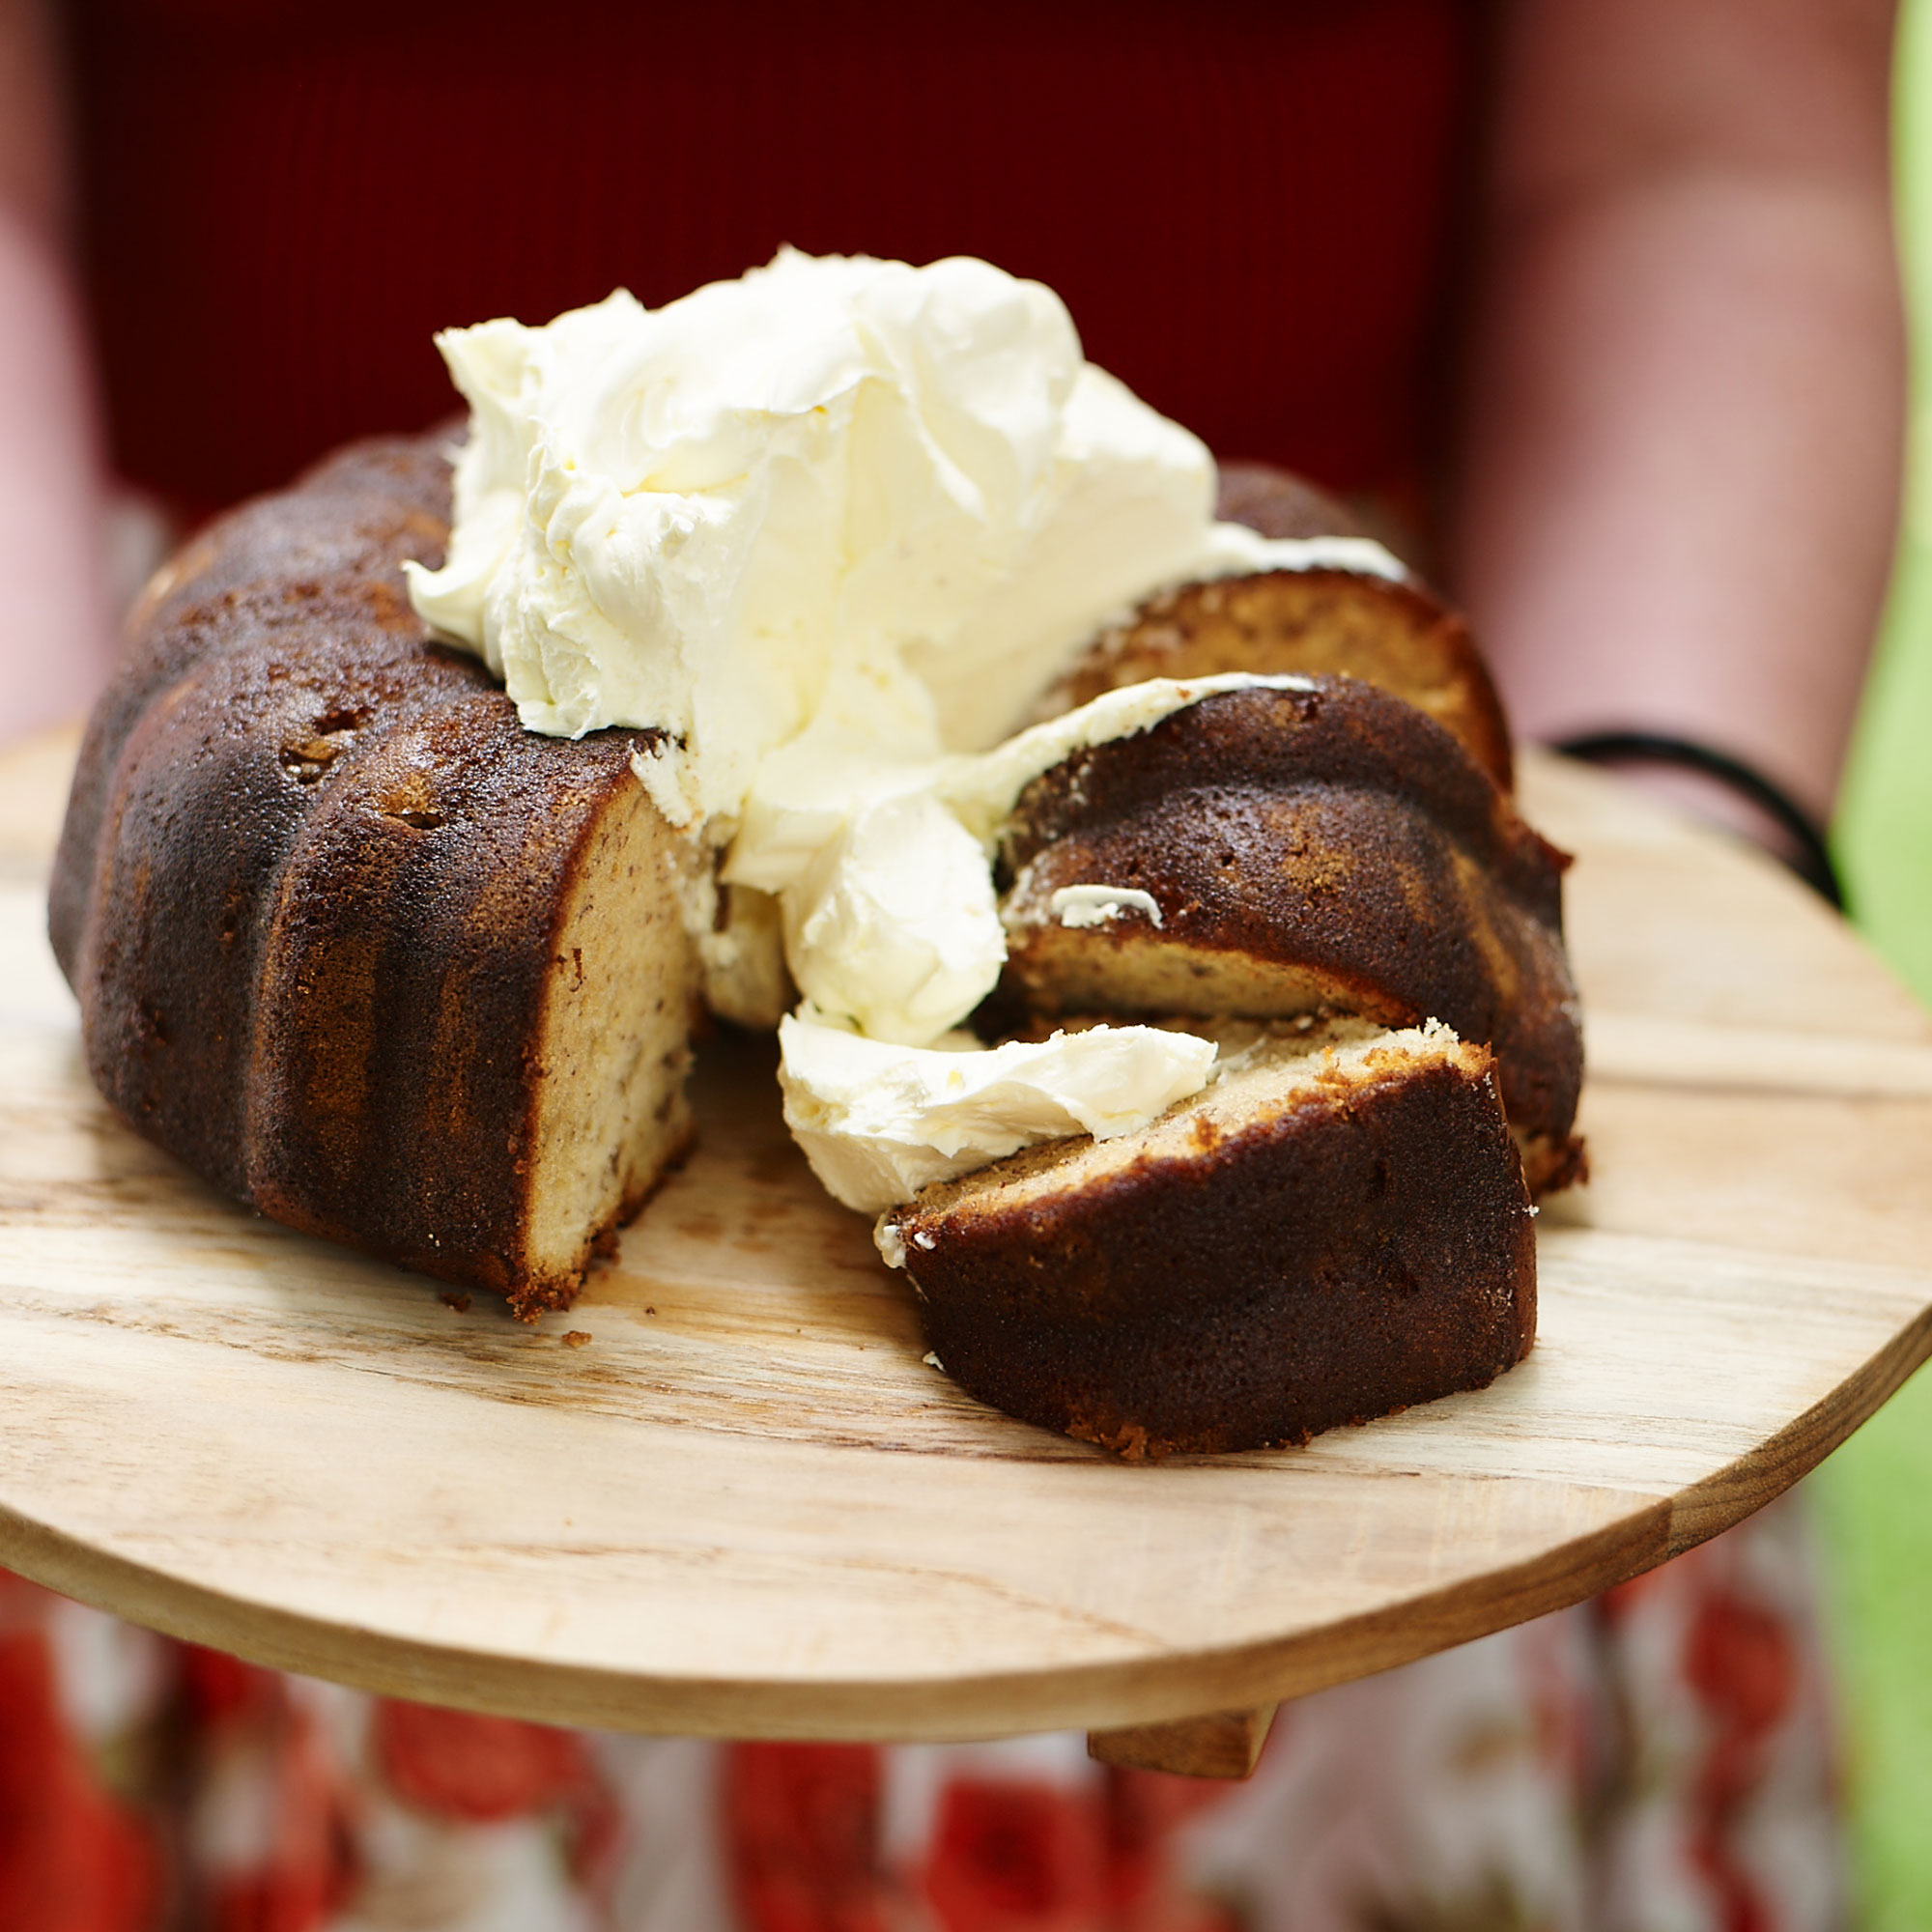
[404,251,1406,1195]
[781,790,1003,1047]
[407,250,1404,827]
[1050,885,1164,929]
[779,1013,1217,1213]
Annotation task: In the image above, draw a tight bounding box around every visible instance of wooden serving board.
[1,731,1929,1744]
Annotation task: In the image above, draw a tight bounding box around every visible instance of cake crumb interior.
[524,785,700,1285]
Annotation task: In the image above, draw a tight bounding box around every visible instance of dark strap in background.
[1553,730,1843,909]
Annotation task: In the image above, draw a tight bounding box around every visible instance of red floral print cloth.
[0,1493,1841,1932]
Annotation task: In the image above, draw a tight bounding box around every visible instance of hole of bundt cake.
[386,808,446,831]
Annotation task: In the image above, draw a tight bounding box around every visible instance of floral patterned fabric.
[0,1493,1841,1932]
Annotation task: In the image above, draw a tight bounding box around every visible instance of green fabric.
[1816,1370,1932,1932]
[1815,6,1932,1926]
[1840,0,1932,986]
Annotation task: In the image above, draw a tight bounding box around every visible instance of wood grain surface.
[1,730,1928,1742]
[1090,1704,1280,1779]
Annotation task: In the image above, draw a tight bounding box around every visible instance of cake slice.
[991,677,1584,1194]
[880,1021,1537,1459]
[240,700,701,1315]
[1034,461,1513,790]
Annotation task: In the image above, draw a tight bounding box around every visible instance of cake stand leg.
[1086,1703,1278,1780]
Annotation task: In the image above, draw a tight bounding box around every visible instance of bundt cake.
[47,435,1566,1427]
[989,679,1584,1195]
[50,436,700,1316]
[881,1021,1534,1459]
[49,250,1579,1456]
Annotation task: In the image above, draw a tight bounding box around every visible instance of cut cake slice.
[880,1020,1537,1458]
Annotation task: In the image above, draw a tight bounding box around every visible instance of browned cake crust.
[51,436,459,980]
[993,678,1585,1195]
[1213,460,1369,541]
[1037,461,1513,790]
[50,434,698,1314]
[885,1027,1537,1458]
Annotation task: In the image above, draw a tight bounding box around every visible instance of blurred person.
[0,1,1902,1927]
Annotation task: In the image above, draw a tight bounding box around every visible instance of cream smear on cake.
[1049,885,1165,929]
[779,1014,1218,1214]
[406,249,1402,1199]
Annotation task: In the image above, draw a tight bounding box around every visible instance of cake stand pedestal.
[3,733,1929,1775]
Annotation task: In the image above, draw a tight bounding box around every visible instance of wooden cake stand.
[2,731,1929,1779]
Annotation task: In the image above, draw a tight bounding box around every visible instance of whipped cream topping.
[1050,885,1164,929]
[778,1013,1217,1214]
[405,251,1404,1200]
[406,250,1404,828]
[781,789,1003,1047]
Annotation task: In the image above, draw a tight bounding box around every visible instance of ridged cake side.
[50,434,699,1312]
